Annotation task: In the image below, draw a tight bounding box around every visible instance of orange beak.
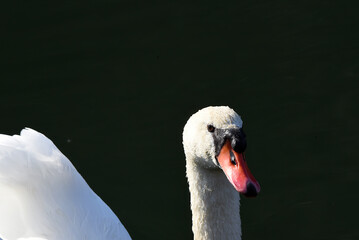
[217,140,260,197]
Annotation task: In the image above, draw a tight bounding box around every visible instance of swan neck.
[186,158,242,240]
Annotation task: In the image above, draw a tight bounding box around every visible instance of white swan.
[0,106,258,240]
[0,128,131,240]
[183,106,260,240]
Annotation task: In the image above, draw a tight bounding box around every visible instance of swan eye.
[229,150,237,165]
[207,125,215,133]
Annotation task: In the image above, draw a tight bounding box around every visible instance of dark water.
[2,1,359,239]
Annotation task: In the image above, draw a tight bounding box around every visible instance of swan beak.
[217,140,260,197]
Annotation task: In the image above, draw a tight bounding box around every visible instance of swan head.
[183,106,260,197]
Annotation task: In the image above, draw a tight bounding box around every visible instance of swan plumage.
[0,106,258,240]
[183,106,260,240]
[0,128,131,240]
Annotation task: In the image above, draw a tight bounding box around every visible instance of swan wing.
[0,128,131,240]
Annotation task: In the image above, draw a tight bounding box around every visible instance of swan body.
[183,106,260,240]
[0,128,131,240]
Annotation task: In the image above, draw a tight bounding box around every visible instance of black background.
[2,1,359,239]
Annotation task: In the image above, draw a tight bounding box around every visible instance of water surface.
[1,1,359,239]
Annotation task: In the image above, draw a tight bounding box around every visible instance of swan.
[0,106,258,240]
[0,128,131,240]
[183,106,260,240]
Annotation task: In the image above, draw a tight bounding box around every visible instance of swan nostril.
[229,150,236,165]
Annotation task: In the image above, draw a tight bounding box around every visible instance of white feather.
[183,106,244,240]
[0,128,131,240]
